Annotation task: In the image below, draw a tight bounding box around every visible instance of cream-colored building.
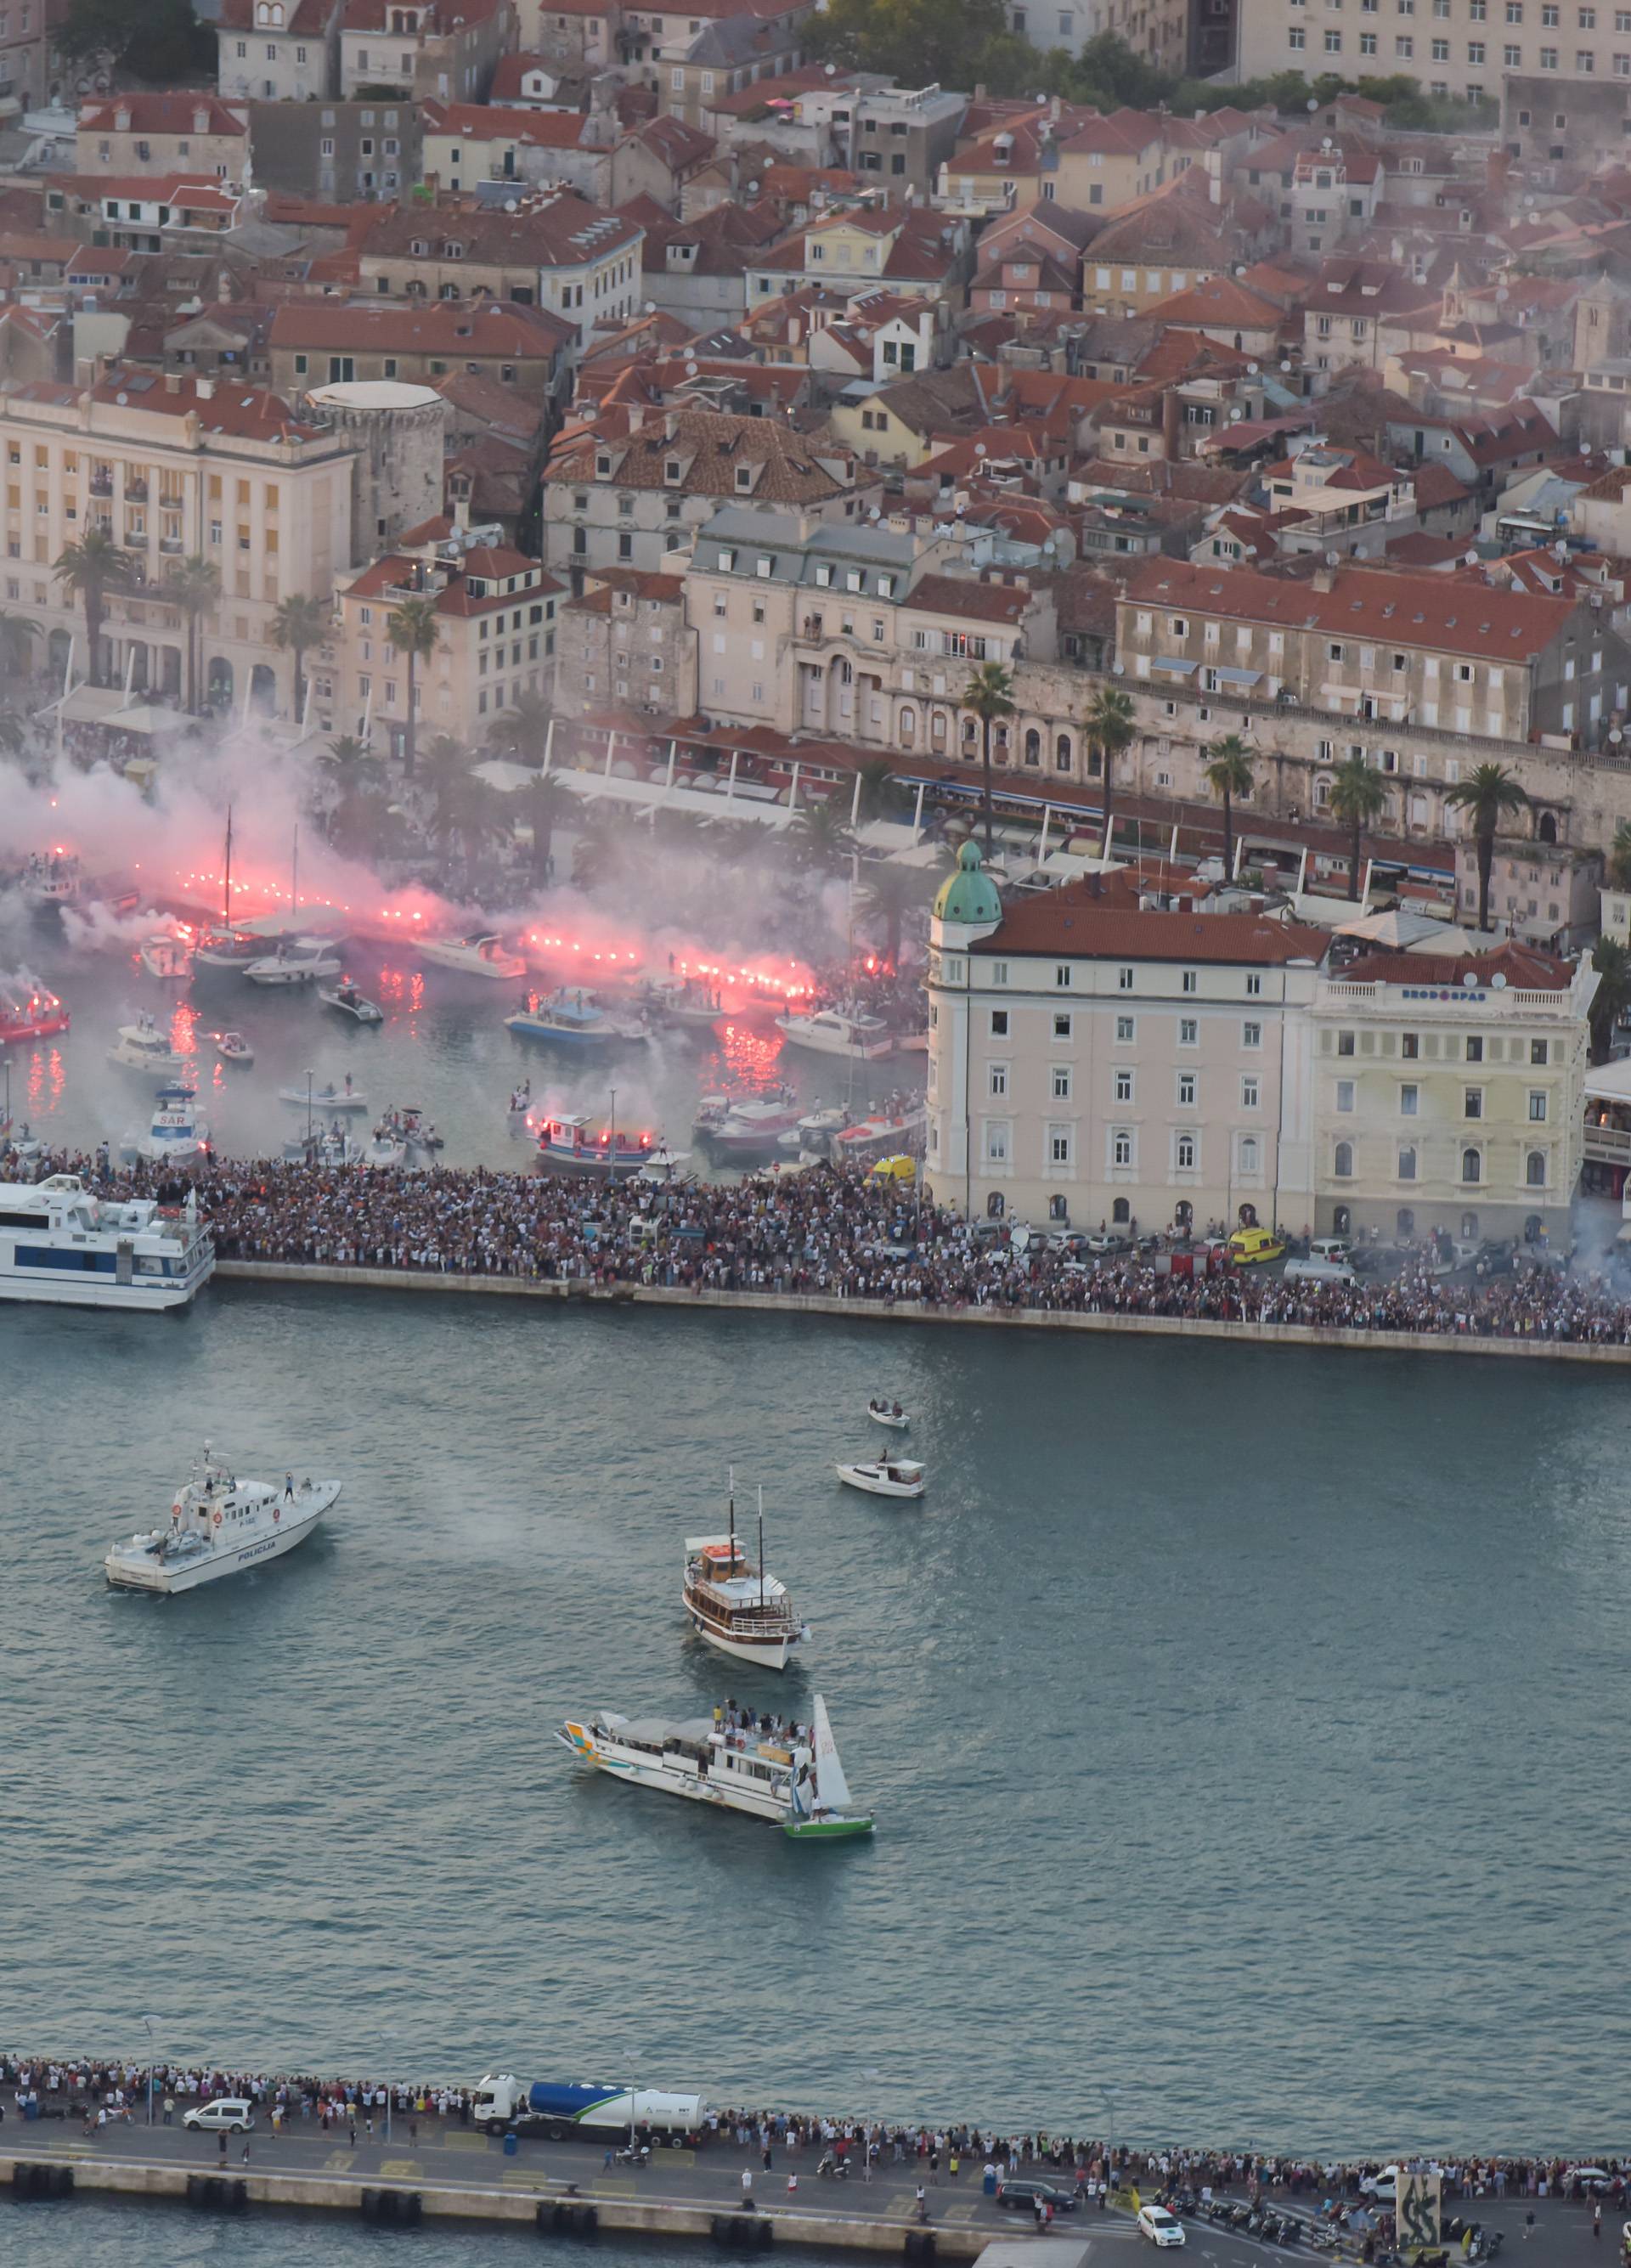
[217,0,342,103]
[925,847,1330,1232]
[76,94,250,186]
[1311,943,1595,1241]
[1233,0,1631,99]
[1,370,355,714]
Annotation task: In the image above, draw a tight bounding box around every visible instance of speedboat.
[683,1491,808,1671]
[775,1007,893,1060]
[0,976,71,1045]
[139,927,192,981]
[419,932,527,981]
[108,1014,189,1077]
[507,1078,533,1131]
[6,1122,44,1163]
[104,1442,341,1595]
[559,1693,870,1839]
[504,990,652,1048]
[389,1105,441,1151]
[279,1080,368,1113]
[537,1110,656,1179]
[701,1095,806,1162]
[363,1123,409,1168]
[214,1031,254,1066]
[318,981,384,1024]
[285,1119,362,1167]
[836,1459,924,1499]
[244,939,342,987]
[866,1399,910,1430]
[193,926,266,973]
[121,1083,209,1168]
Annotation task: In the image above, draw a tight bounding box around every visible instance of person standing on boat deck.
[284,1472,295,1503]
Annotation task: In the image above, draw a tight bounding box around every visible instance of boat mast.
[291,825,299,922]
[222,803,233,930]
[757,1487,765,1611]
[727,1466,735,1565]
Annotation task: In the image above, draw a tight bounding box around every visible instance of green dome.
[933,839,1002,927]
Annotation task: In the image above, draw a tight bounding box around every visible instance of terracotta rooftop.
[980,894,1333,965]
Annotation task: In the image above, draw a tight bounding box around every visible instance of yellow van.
[866,1154,916,1185]
[1228,1226,1286,1267]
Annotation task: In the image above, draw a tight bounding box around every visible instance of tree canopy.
[56,0,215,79]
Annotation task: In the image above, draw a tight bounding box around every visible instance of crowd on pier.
[3,2054,1628,2207]
[20,1144,1631,1346]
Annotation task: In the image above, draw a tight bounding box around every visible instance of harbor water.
[7,1283,1631,2169]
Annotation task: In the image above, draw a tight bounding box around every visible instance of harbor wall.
[212,1261,1631,1368]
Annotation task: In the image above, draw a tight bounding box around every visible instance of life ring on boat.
[212,1510,222,1528]
[273,1504,280,1522]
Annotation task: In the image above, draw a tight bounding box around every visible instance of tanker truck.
[471,2075,707,2143]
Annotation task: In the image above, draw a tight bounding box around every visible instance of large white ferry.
[105,1443,341,1594]
[559,1695,872,1840]
[0,1174,213,1310]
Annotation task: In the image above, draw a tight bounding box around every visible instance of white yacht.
[139,926,192,982]
[836,1458,925,1499]
[418,932,527,980]
[0,1174,213,1309]
[108,1013,189,1079]
[278,1080,368,1114]
[104,1444,341,1595]
[683,1492,808,1671]
[774,1007,893,1060]
[244,939,342,987]
[559,1694,871,1840]
[120,1084,210,1168]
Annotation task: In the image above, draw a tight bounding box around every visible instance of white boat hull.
[562,1735,792,1823]
[105,1483,339,1594]
[836,1463,924,1498]
[867,1408,910,1430]
[689,1615,793,1671]
[780,1032,894,1060]
[0,1270,207,1312]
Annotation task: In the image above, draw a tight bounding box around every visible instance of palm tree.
[323,734,384,855]
[54,528,133,688]
[522,773,570,885]
[484,688,553,768]
[861,860,923,970]
[0,607,37,682]
[385,594,441,781]
[1445,763,1528,934]
[270,592,330,726]
[791,795,855,872]
[1202,733,1255,883]
[1608,821,1631,892]
[1327,753,1387,902]
[854,756,900,826]
[161,554,221,714]
[1589,935,1631,1062]
[1083,683,1137,849]
[962,661,1015,855]
[423,734,471,858]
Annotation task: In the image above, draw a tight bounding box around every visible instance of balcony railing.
[125,479,148,501]
[88,475,113,498]
[1583,1120,1631,1166]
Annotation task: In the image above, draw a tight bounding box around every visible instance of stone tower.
[303,379,445,566]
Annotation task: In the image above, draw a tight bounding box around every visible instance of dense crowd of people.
[20,1144,1631,1346]
[3,2053,1626,2205]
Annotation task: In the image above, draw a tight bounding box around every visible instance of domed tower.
[925,842,1004,1217]
[303,380,446,566]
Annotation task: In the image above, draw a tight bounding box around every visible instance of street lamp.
[141,2014,157,2127]
[305,1068,314,1147]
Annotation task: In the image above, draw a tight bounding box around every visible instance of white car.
[182,2098,256,2134]
[1361,2168,1401,2203]
[1138,2206,1187,2248]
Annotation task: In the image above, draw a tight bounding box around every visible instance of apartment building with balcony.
[925,849,1331,1231]
[1117,558,1630,749]
[0,369,354,713]
[1310,943,1594,1241]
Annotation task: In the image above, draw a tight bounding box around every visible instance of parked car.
[1283,1255,1357,1285]
[1085,1230,1134,1255]
[1138,2205,1188,2248]
[183,2100,256,2134]
[996,2179,1080,2214]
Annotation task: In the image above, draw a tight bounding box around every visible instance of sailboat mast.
[727,1466,735,1562]
[291,825,299,921]
[223,803,233,930]
[757,1487,765,1611]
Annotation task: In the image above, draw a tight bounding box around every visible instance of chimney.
[1312,564,1335,591]
[196,377,216,400]
[165,371,181,392]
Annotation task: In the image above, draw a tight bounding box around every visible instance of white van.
[1309,1238,1353,1266]
[1283,1255,1357,1285]
[183,2099,256,2133]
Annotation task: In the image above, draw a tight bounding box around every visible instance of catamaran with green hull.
[558,1693,872,1840]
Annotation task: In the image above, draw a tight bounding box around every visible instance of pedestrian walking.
[348,2117,358,2147]
[242,2141,251,2165]
[787,2174,799,2201]
[742,2169,753,2200]
[1525,2213,1536,2240]
[1595,2205,1603,2239]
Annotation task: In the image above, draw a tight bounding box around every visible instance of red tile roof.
[79,93,247,135]
[981,893,1333,964]
[270,297,573,355]
[1342,941,1573,989]
[904,573,1036,623]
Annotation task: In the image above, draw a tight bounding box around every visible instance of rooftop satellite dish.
[1462,969,1478,988]
[643,298,655,313]
[1324,548,1340,567]
[1248,359,1259,373]
[824,60,836,75]
[1280,358,1292,371]
[686,359,698,375]
[975,441,987,455]
[1491,971,1508,989]
[1464,548,1479,565]
[1307,97,1319,112]
[1230,405,1244,420]
[1611,727,1624,744]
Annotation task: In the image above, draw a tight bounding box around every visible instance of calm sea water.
[7,1282,1631,2176]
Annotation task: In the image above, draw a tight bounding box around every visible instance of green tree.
[270,593,330,726]
[791,795,855,872]
[161,554,221,715]
[384,594,441,781]
[0,607,37,680]
[56,0,214,77]
[483,688,554,767]
[1327,753,1387,902]
[962,660,1016,857]
[806,0,1010,86]
[54,528,133,689]
[1589,934,1631,1063]
[1083,682,1137,848]
[854,756,901,826]
[1445,763,1528,933]
[861,860,923,971]
[1608,821,1631,892]
[423,734,471,856]
[323,734,385,858]
[522,773,571,884]
[1202,733,1256,885]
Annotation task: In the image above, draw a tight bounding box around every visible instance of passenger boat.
[866,1399,910,1430]
[774,1007,893,1060]
[683,1487,808,1671]
[643,975,726,1030]
[419,932,527,981]
[836,1458,924,1499]
[244,939,342,987]
[120,1083,209,1168]
[0,975,71,1046]
[0,1173,213,1310]
[558,1693,871,1839]
[832,1103,927,1162]
[21,849,80,910]
[536,1110,656,1179]
[635,1143,691,1182]
[108,1014,189,1077]
[278,1080,367,1113]
[504,990,652,1048]
[104,1443,341,1595]
[699,1095,805,1162]
[214,1030,254,1065]
[319,981,384,1024]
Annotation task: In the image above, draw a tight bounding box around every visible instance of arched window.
[1238,1202,1259,1227]
[1333,1140,1353,1179]
[664,532,682,551]
[1313,775,1332,810]
[1239,1136,1259,1173]
[1111,1197,1131,1223]
[961,715,978,747]
[1024,727,1041,766]
[1397,1206,1414,1236]
[1527,1149,1548,1187]
[1047,1193,1068,1221]
[255,2,268,20]
[1537,810,1557,844]
[899,704,917,744]
[1055,734,1072,773]
[985,1190,1005,1220]
[1460,1210,1479,1240]
[1333,1205,1351,1236]
[1176,1132,1195,1170]
[1174,1199,1194,1227]
[930,709,948,748]
[1461,1147,1481,1184]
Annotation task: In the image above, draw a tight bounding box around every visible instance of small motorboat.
[0,976,71,1046]
[318,981,385,1024]
[419,932,527,981]
[504,990,652,1048]
[285,1119,362,1167]
[278,1080,368,1114]
[108,1014,189,1077]
[866,1399,910,1430]
[776,1007,893,1060]
[776,1104,850,1155]
[6,1121,45,1163]
[635,1143,691,1183]
[835,1459,924,1500]
[138,927,192,981]
[507,1078,533,1132]
[363,1124,409,1168]
[214,1030,254,1066]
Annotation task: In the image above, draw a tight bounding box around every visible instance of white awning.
[1151,656,1199,676]
[1205,664,1263,687]
[1584,1059,1631,1104]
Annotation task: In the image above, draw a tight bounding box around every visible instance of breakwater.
[212,1261,1631,1368]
